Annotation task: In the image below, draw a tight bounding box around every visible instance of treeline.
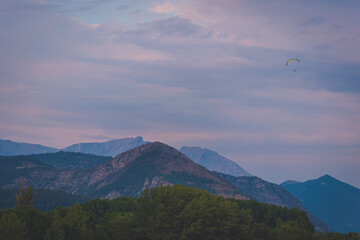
[0,184,359,240]
[0,188,89,211]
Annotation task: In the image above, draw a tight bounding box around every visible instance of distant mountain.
[215,173,330,232]
[0,137,149,157]
[0,188,89,211]
[281,175,360,233]
[281,180,300,186]
[0,139,58,156]
[30,151,113,169]
[0,142,249,200]
[180,146,251,177]
[62,136,149,157]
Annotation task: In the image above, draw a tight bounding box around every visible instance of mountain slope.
[0,188,89,211]
[62,136,149,157]
[0,142,249,200]
[0,155,58,187]
[30,151,113,169]
[215,173,330,232]
[281,175,360,233]
[180,146,251,177]
[0,139,58,156]
[73,142,249,199]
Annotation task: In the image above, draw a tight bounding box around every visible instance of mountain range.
[0,141,332,231]
[0,137,251,178]
[0,142,248,200]
[62,136,149,157]
[2,137,359,232]
[281,175,360,233]
[180,146,252,177]
[0,137,148,157]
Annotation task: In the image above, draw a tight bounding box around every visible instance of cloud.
[149,2,177,14]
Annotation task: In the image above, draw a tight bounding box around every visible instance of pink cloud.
[149,2,177,14]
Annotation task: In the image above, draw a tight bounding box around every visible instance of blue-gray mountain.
[0,137,148,157]
[180,146,251,177]
[0,142,249,200]
[0,139,58,156]
[215,172,330,232]
[62,136,149,157]
[281,175,360,233]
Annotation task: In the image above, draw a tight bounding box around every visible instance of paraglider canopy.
[286,58,300,72]
[286,58,300,66]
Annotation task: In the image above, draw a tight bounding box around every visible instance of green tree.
[274,220,312,240]
[135,185,253,240]
[14,178,33,212]
[44,203,93,240]
[252,222,274,240]
[110,212,143,240]
[12,178,47,240]
[62,203,93,240]
[0,210,27,240]
[44,210,66,240]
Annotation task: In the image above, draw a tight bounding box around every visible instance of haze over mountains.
[281,175,360,233]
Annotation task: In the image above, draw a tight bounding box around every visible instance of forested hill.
[1,185,359,240]
[29,151,113,169]
[215,172,330,232]
[0,188,89,211]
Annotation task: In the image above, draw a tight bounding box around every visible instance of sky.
[1,0,360,187]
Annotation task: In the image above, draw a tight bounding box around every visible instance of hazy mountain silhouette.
[62,136,149,157]
[180,146,251,177]
[281,175,360,233]
[0,139,58,156]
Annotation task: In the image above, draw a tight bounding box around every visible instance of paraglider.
[286,58,300,72]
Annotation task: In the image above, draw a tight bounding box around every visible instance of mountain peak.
[92,142,249,199]
[318,174,334,181]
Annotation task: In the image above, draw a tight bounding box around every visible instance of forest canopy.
[0,184,359,240]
